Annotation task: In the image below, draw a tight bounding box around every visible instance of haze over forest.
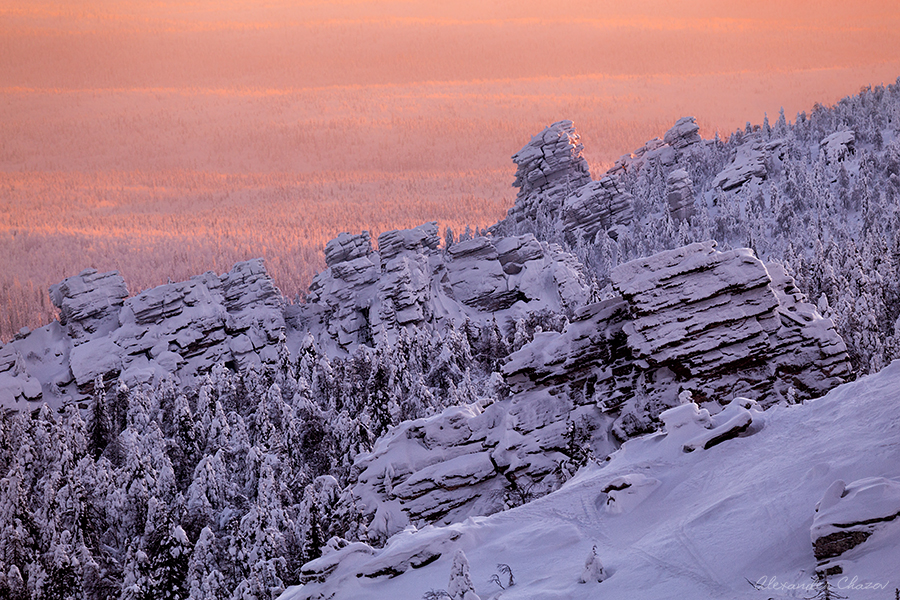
[3,0,900,340]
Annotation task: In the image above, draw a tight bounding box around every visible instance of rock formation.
[713,136,768,191]
[503,120,592,232]
[610,116,704,176]
[811,477,900,575]
[663,116,702,151]
[819,130,856,164]
[665,169,694,221]
[343,241,851,539]
[1,259,285,403]
[299,223,589,354]
[495,120,632,243]
[507,241,850,419]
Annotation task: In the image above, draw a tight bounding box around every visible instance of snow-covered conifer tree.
[447,549,480,600]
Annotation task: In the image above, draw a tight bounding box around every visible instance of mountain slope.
[285,361,900,600]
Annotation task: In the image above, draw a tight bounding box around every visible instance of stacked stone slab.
[301,223,589,353]
[507,240,851,411]
[562,176,634,244]
[665,169,695,221]
[713,136,768,191]
[663,116,702,150]
[49,268,129,343]
[497,118,708,243]
[504,120,592,231]
[0,259,285,403]
[610,116,704,176]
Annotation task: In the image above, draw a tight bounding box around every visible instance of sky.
[1,0,900,337]
[4,1,900,170]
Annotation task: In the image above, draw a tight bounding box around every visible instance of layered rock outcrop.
[503,120,592,231]
[610,116,704,176]
[300,223,589,354]
[507,241,850,417]
[665,169,694,221]
[1,223,590,406]
[348,387,591,540]
[713,136,768,191]
[0,259,285,404]
[495,120,633,243]
[344,241,851,538]
[562,176,634,244]
[50,268,129,343]
[663,116,702,151]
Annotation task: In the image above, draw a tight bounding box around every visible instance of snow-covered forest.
[2,80,900,600]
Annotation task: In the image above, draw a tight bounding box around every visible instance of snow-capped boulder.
[811,477,900,572]
[663,116,702,151]
[299,541,377,584]
[681,397,760,453]
[819,130,856,164]
[713,136,768,191]
[601,474,660,514]
[49,268,128,343]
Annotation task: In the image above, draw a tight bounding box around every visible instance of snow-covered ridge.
[0,226,589,408]
[341,241,850,542]
[284,361,900,600]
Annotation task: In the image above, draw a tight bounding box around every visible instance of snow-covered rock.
[601,474,660,515]
[609,117,704,177]
[494,120,633,244]
[348,390,587,539]
[820,130,856,164]
[300,224,589,353]
[666,168,694,221]
[562,175,634,244]
[505,241,850,434]
[811,477,900,573]
[324,231,374,266]
[663,116,702,151]
[713,136,768,191]
[504,120,592,231]
[49,268,128,344]
[0,259,285,403]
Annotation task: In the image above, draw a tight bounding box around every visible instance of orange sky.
[2,1,900,338]
[3,0,900,170]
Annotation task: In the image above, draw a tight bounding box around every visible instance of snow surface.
[282,361,900,600]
